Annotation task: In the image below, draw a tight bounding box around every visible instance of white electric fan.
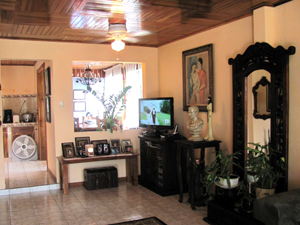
[11,135,38,161]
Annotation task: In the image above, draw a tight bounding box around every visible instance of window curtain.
[104,64,123,98]
[123,63,143,129]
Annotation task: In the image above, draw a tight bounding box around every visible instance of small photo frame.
[61,142,75,158]
[96,143,103,155]
[74,101,86,112]
[125,145,133,154]
[103,143,111,155]
[73,89,86,100]
[44,67,51,96]
[111,146,121,155]
[75,137,90,155]
[110,139,120,148]
[85,144,94,157]
[91,140,107,155]
[121,139,131,153]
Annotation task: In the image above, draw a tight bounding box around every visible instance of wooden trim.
[47,168,57,183]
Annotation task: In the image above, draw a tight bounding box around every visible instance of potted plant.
[203,149,242,200]
[86,86,132,133]
[245,142,286,199]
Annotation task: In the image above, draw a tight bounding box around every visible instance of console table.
[176,139,221,210]
[57,154,139,195]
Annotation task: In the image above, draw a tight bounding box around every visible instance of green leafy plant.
[246,142,285,189]
[86,86,132,133]
[203,149,242,200]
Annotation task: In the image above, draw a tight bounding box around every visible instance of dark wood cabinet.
[138,134,187,196]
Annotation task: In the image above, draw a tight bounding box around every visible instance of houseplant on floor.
[203,149,242,201]
[245,142,286,199]
[86,86,132,133]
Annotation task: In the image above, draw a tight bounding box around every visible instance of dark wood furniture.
[138,134,187,196]
[57,154,138,195]
[204,200,264,225]
[229,42,295,192]
[176,139,221,210]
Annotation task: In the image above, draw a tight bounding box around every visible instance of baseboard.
[47,168,57,183]
[69,177,126,188]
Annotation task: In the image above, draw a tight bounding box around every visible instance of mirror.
[229,42,295,192]
[247,71,271,146]
[252,72,271,119]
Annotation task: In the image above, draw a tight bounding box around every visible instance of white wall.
[0,40,158,188]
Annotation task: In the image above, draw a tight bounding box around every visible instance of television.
[138,97,174,134]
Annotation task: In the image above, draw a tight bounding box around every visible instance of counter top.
[2,122,38,128]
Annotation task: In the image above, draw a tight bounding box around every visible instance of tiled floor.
[4,159,57,189]
[0,182,209,225]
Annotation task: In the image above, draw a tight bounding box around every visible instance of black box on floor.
[83,166,118,190]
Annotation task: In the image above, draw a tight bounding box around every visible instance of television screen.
[138,97,174,129]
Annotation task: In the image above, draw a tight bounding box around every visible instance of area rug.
[109,217,167,225]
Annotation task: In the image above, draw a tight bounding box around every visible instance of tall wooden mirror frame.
[229,42,295,192]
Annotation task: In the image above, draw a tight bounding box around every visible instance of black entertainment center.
[138,133,188,196]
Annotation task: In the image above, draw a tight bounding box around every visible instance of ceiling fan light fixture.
[111,34,125,52]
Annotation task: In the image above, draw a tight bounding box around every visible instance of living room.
[0,0,299,224]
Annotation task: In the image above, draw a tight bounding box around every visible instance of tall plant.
[86,86,132,133]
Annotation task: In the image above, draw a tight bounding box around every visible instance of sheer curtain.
[104,64,123,98]
[123,63,143,129]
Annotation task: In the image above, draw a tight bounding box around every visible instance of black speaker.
[3,109,12,123]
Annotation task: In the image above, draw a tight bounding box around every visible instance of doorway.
[1,60,54,189]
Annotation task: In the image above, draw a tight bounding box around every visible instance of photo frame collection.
[62,138,132,158]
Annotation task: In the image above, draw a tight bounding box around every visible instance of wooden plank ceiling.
[0,0,291,48]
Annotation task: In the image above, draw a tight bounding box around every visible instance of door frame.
[37,63,47,160]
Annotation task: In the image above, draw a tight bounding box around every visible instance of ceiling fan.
[105,18,150,51]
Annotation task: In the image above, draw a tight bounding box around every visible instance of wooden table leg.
[132,155,138,186]
[190,146,196,210]
[177,144,183,203]
[59,161,63,191]
[62,163,69,195]
[126,157,131,183]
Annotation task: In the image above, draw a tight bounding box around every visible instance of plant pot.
[247,174,258,183]
[256,187,275,199]
[218,174,239,188]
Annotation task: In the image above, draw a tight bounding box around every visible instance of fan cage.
[12,135,37,159]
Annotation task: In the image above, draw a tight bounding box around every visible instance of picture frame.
[91,140,108,155]
[85,144,94,157]
[110,139,120,148]
[73,101,86,112]
[111,146,121,155]
[61,142,75,158]
[75,137,90,156]
[103,143,111,155]
[121,139,131,153]
[45,96,51,123]
[124,145,133,154]
[44,67,51,96]
[73,89,86,100]
[95,143,103,155]
[182,44,214,112]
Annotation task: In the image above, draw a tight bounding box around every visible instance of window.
[72,62,143,132]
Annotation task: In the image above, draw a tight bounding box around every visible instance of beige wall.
[0,41,158,188]
[1,66,35,95]
[158,0,300,191]
[158,16,253,162]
